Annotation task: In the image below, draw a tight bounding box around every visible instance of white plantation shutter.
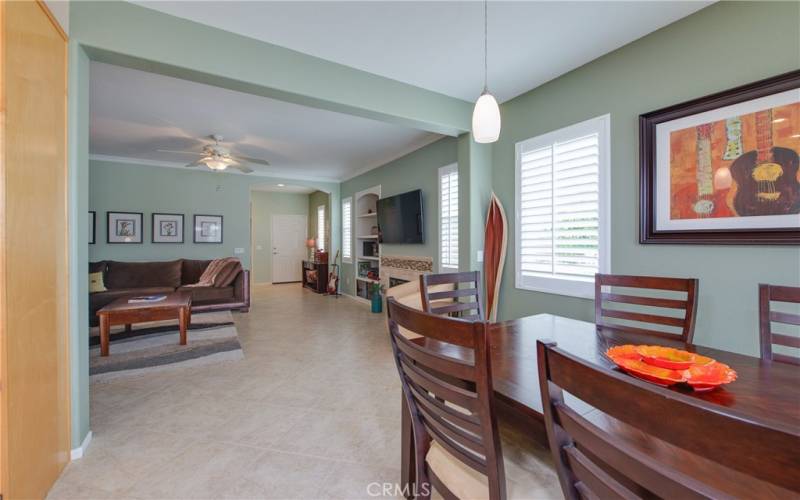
[515,115,609,298]
[439,164,459,270]
[342,197,352,262]
[317,205,325,251]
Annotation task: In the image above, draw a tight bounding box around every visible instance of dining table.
[400,313,800,498]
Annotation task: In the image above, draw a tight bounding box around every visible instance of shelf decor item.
[193,214,223,243]
[640,70,800,245]
[370,282,383,313]
[107,211,143,244]
[152,213,184,243]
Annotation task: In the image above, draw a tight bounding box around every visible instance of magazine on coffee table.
[128,295,167,303]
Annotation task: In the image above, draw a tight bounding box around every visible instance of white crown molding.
[340,134,445,182]
[89,154,341,184]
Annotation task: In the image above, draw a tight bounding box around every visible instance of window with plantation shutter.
[342,197,352,263]
[317,205,325,251]
[439,164,459,271]
[515,114,610,298]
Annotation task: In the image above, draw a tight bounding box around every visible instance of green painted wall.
[341,137,458,295]
[308,191,331,252]
[492,1,800,356]
[251,191,309,283]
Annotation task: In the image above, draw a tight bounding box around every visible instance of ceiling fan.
[157,134,270,174]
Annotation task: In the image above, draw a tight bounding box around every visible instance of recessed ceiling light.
[773,118,786,123]
[277,183,285,187]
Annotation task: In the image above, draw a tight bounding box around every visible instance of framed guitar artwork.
[640,70,800,244]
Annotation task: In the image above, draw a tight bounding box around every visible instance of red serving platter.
[606,344,736,391]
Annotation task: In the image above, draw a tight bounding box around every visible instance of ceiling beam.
[70,1,471,136]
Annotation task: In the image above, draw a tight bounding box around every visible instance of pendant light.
[472,0,501,143]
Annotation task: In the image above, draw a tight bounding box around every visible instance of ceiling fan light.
[472,91,501,144]
[204,158,228,171]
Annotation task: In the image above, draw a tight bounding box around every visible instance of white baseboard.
[70,430,92,460]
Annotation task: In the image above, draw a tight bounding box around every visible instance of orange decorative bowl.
[685,362,737,392]
[606,344,641,361]
[612,357,687,387]
[636,345,696,370]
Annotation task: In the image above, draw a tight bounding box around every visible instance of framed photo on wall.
[193,214,223,243]
[107,211,143,244]
[152,213,184,243]
[640,70,800,244]
[89,211,96,245]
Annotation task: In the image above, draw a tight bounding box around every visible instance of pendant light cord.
[483,0,488,92]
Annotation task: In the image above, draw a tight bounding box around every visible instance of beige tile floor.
[49,284,561,499]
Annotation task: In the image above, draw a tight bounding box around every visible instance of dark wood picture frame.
[193,214,223,244]
[106,211,143,244]
[89,211,96,245]
[640,70,800,245]
[151,212,184,244]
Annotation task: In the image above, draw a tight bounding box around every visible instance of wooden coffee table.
[97,291,192,356]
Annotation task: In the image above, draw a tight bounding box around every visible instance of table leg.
[401,394,415,499]
[99,314,110,357]
[125,323,132,333]
[179,306,189,345]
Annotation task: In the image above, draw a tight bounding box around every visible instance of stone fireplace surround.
[380,255,433,290]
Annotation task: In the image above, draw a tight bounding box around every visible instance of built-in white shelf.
[354,185,381,302]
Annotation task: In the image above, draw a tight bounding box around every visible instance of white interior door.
[272,214,307,283]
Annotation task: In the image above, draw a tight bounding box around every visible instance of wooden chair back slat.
[421,271,484,321]
[537,340,800,496]
[406,381,483,435]
[770,311,800,327]
[431,302,481,316]
[393,332,477,382]
[563,446,637,500]
[601,292,687,310]
[387,297,506,500]
[554,403,715,499]
[599,308,687,328]
[399,356,479,412]
[429,288,479,300]
[595,274,699,342]
[759,284,800,365]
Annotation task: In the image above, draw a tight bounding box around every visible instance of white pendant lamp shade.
[472,91,501,143]
[472,0,500,144]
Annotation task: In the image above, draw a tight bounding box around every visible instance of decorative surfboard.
[483,192,508,323]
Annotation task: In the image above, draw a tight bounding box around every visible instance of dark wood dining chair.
[419,271,483,321]
[537,340,800,498]
[386,296,506,500]
[595,273,699,343]
[759,284,800,365]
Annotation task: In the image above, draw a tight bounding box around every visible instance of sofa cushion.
[89,272,107,293]
[89,261,107,274]
[181,259,212,285]
[178,285,235,303]
[105,260,182,289]
[90,287,176,313]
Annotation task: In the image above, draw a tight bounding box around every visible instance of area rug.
[89,310,244,381]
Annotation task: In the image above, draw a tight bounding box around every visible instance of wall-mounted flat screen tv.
[377,189,423,244]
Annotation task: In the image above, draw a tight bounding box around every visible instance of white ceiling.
[90,62,441,181]
[133,0,711,102]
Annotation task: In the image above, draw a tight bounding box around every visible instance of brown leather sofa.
[89,259,250,326]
